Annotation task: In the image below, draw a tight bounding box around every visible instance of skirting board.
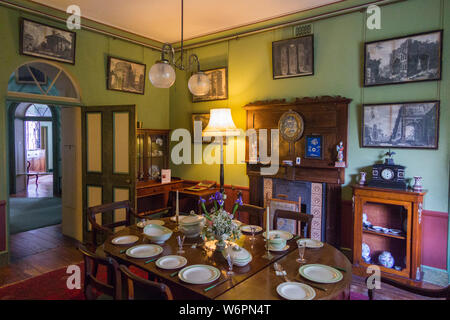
[422,265,449,286]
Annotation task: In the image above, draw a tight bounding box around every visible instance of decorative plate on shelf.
[278,110,304,142]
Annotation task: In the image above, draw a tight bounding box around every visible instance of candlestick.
[174,190,180,232]
[262,206,273,260]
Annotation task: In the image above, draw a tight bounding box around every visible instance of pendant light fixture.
[148,0,211,96]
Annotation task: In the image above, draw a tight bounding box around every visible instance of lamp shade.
[149,60,176,88]
[188,72,211,96]
[203,108,240,137]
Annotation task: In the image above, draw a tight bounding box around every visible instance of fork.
[274,262,290,282]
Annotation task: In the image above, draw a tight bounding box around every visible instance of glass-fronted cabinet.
[136,129,170,181]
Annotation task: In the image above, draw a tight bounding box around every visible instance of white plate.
[276,282,316,300]
[125,244,163,259]
[263,230,293,241]
[170,215,188,222]
[240,225,263,233]
[111,235,139,245]
[146,220,164,226]
[156,255,187,270]
[299,264,343,284]
[298,238,324,249]
[232,219,243,227]
[178,264,221,284]
[269,244,290,252]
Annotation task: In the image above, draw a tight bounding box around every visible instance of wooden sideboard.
[136,179,185,217]
[352,185,426,281]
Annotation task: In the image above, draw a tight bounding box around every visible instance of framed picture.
[305,135,323,159]
[272,34,314,79]
[364,30,443,87]
[20,18,76,64]
[192,67,228,102]
[268,197,301,234]
[107,56,146,94]
[362,101,440,149]
[15,65,47,85]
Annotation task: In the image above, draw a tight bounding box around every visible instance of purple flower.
[198,197,206,204]
[214,191,223,201]
[235,196,243,206]
[217,199,224,207]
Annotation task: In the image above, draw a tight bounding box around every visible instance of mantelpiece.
[244,96,351,246]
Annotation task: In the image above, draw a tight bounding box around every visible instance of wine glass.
[296,239,306,263]
[249,226,256,240]
[177,235,185,254]
[225,253,234,276]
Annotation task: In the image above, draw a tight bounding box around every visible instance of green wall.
[169,0,450,213]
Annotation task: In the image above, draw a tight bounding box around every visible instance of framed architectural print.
[192,67,228,102]
[305,135,323,159]
[362,101,439,149]
[107,56,146,94]
[364,30,442,86]
[20,18,76,64]
[272,34,314,79]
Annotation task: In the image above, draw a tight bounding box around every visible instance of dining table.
[103,217,352,300]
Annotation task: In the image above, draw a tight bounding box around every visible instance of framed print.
[107,56,146,94]
[20,18,76,64]
[362,101,439,149]
[192,67,228,102]
[272,34,314,79]
[364,30,442,87]
[15,65,47,85]
[305,135,323,159]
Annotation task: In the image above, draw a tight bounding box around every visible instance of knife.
[204,277,230,292]
[170,270,179,277]
[144,258,157,264]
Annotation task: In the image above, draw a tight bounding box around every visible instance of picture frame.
[364,30,443,87]
[305,135,323,159]
[107,56,146,94]
[272,34,314,79]
[20,18,76,64]
[191,113,226,145]
[362,101,440,149]
[15,65,47,85]
[268,197,301,234]
[192,67,228,102]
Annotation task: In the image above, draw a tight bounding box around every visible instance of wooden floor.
[0,224,82,287]
[0,227,443,299]
[10,175,54,198]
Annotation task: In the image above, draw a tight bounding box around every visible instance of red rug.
[0,263,146,300]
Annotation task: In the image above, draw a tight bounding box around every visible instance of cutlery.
[119,249,127,253]
[294,278,328,292]
[274,262,290,282]
[170,270,179,277]
[204,276,230,292]
[144,258,157,264]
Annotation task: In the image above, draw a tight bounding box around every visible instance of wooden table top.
[103,218,351,300]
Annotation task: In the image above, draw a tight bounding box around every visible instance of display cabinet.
[136,129,170,181]
[352,185,426,281]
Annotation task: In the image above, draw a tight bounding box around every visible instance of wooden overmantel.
[243,96,351,185]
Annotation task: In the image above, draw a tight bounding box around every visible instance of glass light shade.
[148,60,176,88]
[188,72,211,96]
[203,108,240,137]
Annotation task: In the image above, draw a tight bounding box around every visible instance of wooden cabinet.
[136,179,185,216]
[136,129,170,181]
[352,185,426,280]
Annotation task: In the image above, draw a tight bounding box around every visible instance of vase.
[412,176,423,192]
[216,239,226,251]
[359,172,366,185]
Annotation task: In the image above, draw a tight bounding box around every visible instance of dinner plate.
[178,264,221,284]
[125,244,163,259]
[276,282,316,300]
[268,244,289,252]
[111,235,139,245]
[170,215,188,222]
[240,225,263,233]
[263,230,293,241]
[232,219,243,227]
[298,238,324,249]
[299,264,343,284]
[156,255,187,270]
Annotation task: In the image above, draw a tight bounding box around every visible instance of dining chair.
[118,264,173,300]
[273,209,312,238]
[87,200,139,247]
[235,204,265,227]
[78,244,121,300]
[367,276,450,300]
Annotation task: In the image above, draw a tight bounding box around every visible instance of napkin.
[275,271,287,276]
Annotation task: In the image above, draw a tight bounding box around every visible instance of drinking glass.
[177,235,185,254]
[249,226,256,240]
[296,239,306,263]
[226,253,234,276]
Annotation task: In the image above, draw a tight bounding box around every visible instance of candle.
[176,190,179,218]
[266,206,270,241]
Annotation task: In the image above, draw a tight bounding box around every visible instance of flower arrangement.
[199,191,243,249]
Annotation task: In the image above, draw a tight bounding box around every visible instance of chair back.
[273,209,312,238]
[87,200,136,246]
[118,265,173,300]
[235,204,265,227]
[78,244,121,300]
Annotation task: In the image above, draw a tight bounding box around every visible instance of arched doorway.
[6,60,82,261]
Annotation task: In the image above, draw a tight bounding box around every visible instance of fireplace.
[244,96,351,247]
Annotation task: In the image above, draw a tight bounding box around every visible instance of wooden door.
[82,105,136,243]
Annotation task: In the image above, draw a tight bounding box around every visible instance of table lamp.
[202,108,239,193]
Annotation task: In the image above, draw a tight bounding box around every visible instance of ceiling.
[31,0,343,43]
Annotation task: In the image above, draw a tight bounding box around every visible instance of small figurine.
[359,172,367,185]
[335,141,346,167]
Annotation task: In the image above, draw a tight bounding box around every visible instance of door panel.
[82,105,136,242]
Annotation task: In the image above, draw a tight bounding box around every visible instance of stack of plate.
[222,245,252,266]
